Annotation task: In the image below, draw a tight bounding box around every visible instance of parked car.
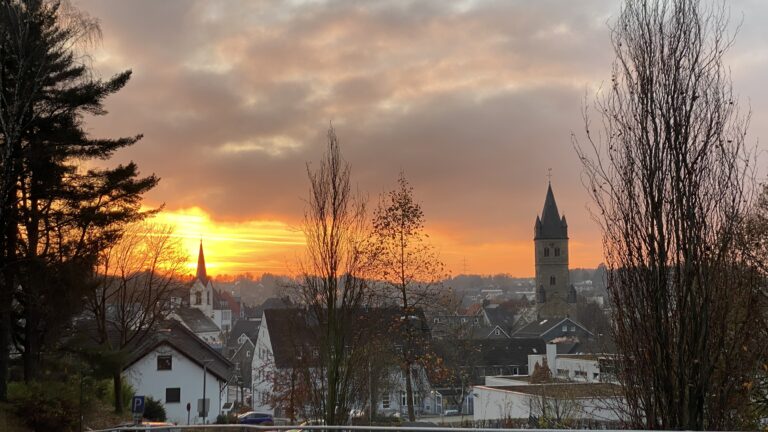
[238,411,275,425]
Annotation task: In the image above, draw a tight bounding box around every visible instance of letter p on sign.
[131,395,145,414]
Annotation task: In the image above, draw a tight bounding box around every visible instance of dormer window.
[543,247,550,257]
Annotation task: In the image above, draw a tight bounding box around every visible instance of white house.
[252,308,435,419]
[527,343,613,384]
[472,383,623,424]
[122,320,233,425]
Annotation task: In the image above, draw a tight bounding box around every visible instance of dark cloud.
[74,0,768,273]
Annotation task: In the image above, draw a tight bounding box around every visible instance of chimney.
[546,343,557,373]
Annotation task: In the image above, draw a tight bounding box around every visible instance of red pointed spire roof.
[196,240,208,283]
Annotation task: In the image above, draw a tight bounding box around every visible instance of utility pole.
[202,359,214,424]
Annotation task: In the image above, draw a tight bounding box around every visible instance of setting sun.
[147,207,305,277]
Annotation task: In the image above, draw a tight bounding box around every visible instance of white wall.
[484,376,528,386]
[251,315,275,415]
[123,344,227,425]
[528,351,602,383]
[472,385,622,422]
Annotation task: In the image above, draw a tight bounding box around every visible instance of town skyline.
[78,0,768,276]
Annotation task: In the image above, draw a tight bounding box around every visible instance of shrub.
[215,412,239,424]
[143,396,167,422]
[8,380,82,431]
[105,378,135,412]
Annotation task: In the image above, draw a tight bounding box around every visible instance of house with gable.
[225,319,261,402]
[512,316,593,343]
[122,319,233,425]
[252,307,436,418]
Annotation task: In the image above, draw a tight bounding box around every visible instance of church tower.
[534,182,576,318]
[190,240,214,317]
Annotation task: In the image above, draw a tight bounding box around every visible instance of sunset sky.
[76,0,768,277]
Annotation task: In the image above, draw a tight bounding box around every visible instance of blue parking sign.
[131,395,145,414]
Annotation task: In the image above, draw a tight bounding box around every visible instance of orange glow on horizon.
[146,207,603,278]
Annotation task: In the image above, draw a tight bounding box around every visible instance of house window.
[570,325,576,332]
[544,247,550,257]
[554,247,560,257]
[166,387,181,403]
[593,372,600,381]
[562,325,568,332]
[550,276,556,285]
[157,355,172,371]
[195,291,202,305]
[575,370,587,378]
[382,393,390,409]
[494,328,500,336]
[223,310,231,321]
[246,350,251,358]
[206,291,211,305]
[557,369,568,378]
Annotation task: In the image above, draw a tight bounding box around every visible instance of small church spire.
[196,240,208,283]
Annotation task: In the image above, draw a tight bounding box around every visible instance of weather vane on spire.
[547,168,552,183]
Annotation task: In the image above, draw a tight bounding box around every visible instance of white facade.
[123,344,228,425]
[251,315,275,414]
[472,385,621,423]
[528,344,606,384]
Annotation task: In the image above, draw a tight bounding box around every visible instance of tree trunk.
[0,269,11,401]
[113,371,124,414]
[404,362,415,421]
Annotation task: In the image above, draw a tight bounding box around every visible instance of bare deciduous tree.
[370,172,446,421]
[87,222,185,412]
[575,0,764,429]
[293,126,373,425]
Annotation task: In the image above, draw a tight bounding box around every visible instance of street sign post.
[131,395,145,424]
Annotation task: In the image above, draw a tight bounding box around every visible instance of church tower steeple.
[196,240,208,283]
[534,182,575,318]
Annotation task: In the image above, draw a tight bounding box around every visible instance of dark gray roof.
[173,307,220,333]
[479,338,545,365]
[227,319,261,349]
[124,319,232,380]
[535,183,568,239]
[512,317,593,339]
[433,338,544,369]
[483,305,516,331]
[264,307,429,369]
